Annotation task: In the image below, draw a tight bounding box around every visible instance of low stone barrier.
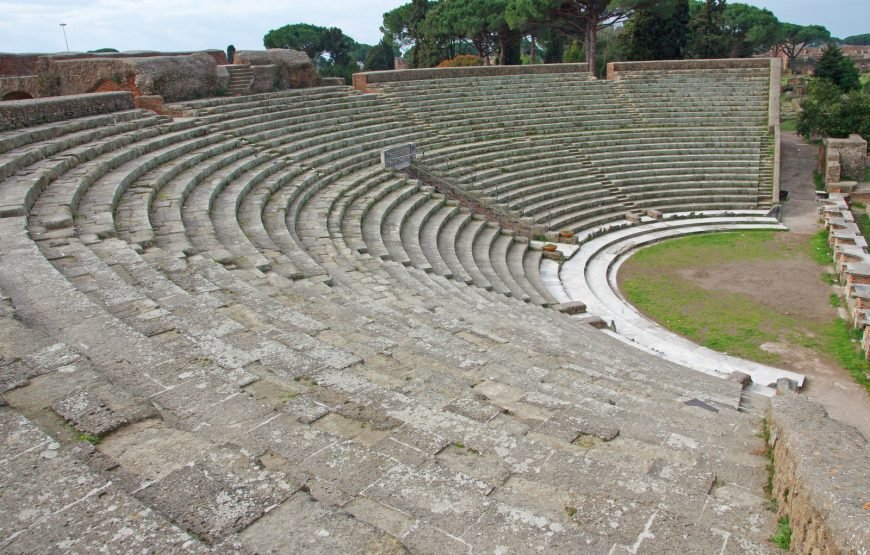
[353,63,590,92]
[0,92,134,131]
[768,390,869,553]
[605,57,772,77]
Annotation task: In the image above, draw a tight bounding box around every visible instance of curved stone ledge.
[768,391,870,553]
[0,92,134,132]
[555,214,804,392]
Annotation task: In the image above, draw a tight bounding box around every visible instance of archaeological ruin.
[0,50,867,553]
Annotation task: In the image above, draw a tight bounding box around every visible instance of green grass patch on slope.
[621,231,800,364]
[621,229,870,393]
[808,229,833,265]
[813,169,825,191]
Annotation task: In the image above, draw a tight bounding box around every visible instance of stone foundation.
[768,391,869,553]
[0,49,315,103]
[234,49,319,90]
[822,135,868,185]
[0,92,134,131]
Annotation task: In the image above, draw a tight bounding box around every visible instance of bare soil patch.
[679,232,833,323]
[620,130,870,439]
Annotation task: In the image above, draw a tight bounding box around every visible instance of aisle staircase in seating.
[225,64,254,96]
[576,152,643,222]
[757,134,776,207]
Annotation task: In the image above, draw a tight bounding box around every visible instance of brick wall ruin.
[768,391,870,554]
[0,49,316,104]
[0,92,134,131]
[821,135,868,187]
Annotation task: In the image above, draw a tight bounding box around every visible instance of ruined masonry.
[0,59,867,553]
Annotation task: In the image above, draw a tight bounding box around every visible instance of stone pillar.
[823,134,868,185]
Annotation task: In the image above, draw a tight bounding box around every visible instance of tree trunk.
[530,34,536,64]
[498,34,505,65]
[585,18,598,75]
[474,37,490,65]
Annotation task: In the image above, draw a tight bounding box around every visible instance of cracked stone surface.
[0,67,864,554]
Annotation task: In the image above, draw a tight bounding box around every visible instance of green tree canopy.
[424,0,523,65]
[264,23,324,60]
[263,23,357,66]
[685,0,731,58]
[815,43,861,92]
[622,0,689,61]
[364,37,397,71]
[798,78,870,141]
[721,2,780,57]
[773,23,831,67]
[843,33,870,45]
[506,0,660,73]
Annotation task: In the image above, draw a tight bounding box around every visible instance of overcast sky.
[0,0,866,54]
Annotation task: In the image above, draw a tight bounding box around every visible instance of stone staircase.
[225,64,254,96]
[758,133,776,206]
[0,64,863,553]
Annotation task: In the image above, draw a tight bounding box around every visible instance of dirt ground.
[777,131,870,439]
[623,131,870,439]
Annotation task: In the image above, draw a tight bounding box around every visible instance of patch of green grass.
[565,506,577,517]
[780,117,797,133]
[771,516,792,550]
[76,433,102,445]
[622,231,810,365]
[622,230,870,394]
[627,230,792,267]
[758,417,779,510]
[864,166,870,182]
[808,230,833,265]
[813,169,825,191]
[855,211,870,242]
[622,274,791,365]
[829,293,841,307]
[812,320,870,392]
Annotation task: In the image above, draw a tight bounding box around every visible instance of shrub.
[771,516,792,550]
[436,55,484,68]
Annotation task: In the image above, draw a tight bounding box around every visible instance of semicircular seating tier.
[2,61,864,554]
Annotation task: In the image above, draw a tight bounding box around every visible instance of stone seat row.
[0,80,787,551]
[383,85,628,107]
[162,84,351,113]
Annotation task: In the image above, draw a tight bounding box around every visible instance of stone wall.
[234,49,319,90]
[823,135,868,185]
[605,57,772,78]
[768,390,869,553]
[0,75,40,100]
[352,63,590,91]
[0,50,228,78]
[250,65,277,94]
[0,92,134,131]
[0,53,41,76]
[45,52,218,102]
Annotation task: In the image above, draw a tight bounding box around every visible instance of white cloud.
[0,0,865,54]
[0,0,402,53]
